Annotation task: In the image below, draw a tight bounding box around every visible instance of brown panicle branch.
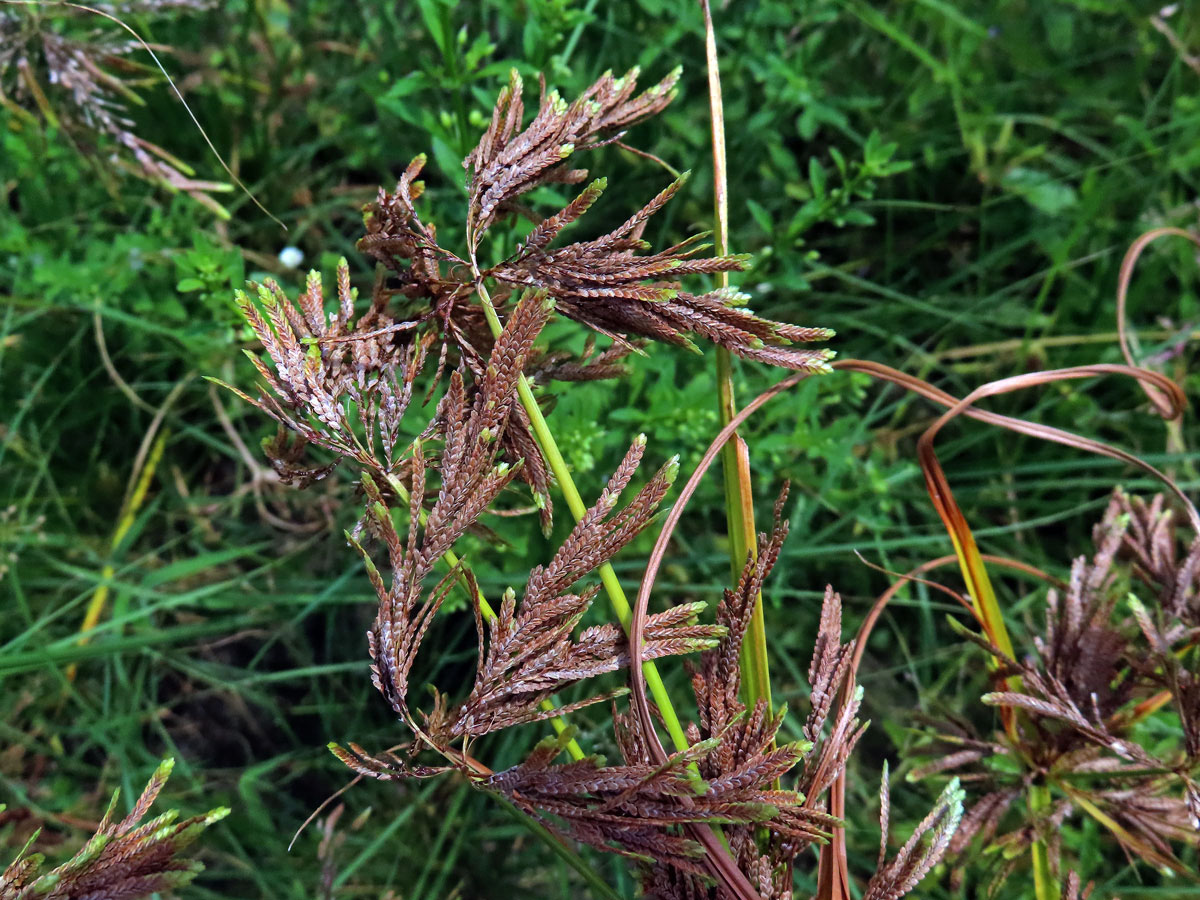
[359,153,468,310]
[465,66,681,252]
[487,170,835,373]
[799,588,867,810]
[349,291,551,728]
[485,728,725,876]
[460,67,834,371]
[527,335,641,385]
[433,437,724,743]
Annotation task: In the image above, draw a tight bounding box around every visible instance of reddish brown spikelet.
[465,67,680,250]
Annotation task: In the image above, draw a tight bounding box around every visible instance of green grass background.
[3,1,1199,897]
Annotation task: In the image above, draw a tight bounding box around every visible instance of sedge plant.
[220,63,965,899]
[215,16,1199,900]
[8,4,1200,899]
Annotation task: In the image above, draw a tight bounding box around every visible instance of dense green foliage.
[3,2,1199,897]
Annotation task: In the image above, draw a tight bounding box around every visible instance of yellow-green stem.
[951,532,1057,897]
[703,0,772,713]
[475,283,694,757]
[942,521,1018,665]
[1028,782,1059,900]
[716,358,771,712]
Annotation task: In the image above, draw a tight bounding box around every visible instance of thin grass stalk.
[69,372,191,682]
[701,0,772,714]
[68,426,170,683]
[473,279,694,757]
[918,461,1018,663]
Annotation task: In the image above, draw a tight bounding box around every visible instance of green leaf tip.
[204,806,232,825]
[663,454,681,483]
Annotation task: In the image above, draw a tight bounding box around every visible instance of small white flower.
[278,246,304,269]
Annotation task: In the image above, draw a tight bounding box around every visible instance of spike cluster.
[351,68,834,525]
[218,260,422,483]
[359,66,834,417]
[464,67,682,250]
[628,493,961,899]
[642,498,849,898]
[319,295,724,785]
[911,489,1200,890]
[0,759,228,900]
[220,65,962,900]
[491,173,835,372]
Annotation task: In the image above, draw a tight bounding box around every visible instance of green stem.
[1028,782,1059,900]
[382,471,584,761]
[715,355,771,711]
[702,0,772,714]
[474,283,693,757]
